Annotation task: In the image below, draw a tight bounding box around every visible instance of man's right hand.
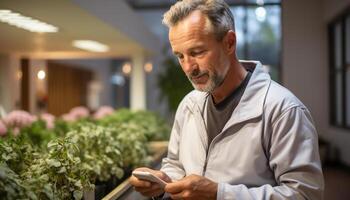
[129,167,172,197]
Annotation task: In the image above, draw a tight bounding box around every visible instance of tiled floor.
[323,165,350,200]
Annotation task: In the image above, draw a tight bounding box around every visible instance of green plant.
[53,119,71,137]
[67,123,124,182]
[23,136,93,200]
[97,109,170,141]
[131,110,170,141]
[0,135,37,174]
[111,122,149,168]
[0,162,36,199]
[158,56,193,112]
[20,120,56,149]
[0,137,38,199]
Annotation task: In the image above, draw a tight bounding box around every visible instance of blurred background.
[0,0,349,199]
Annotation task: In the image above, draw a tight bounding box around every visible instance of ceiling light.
[37,70,46,80]
[0,9,58,33]
[144,62,153,73]
[72,40,109,52]
[122,63,132,75]
[255,7,266,22]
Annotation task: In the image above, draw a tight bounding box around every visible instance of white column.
[0,55,20,113]
[130,53,146,110]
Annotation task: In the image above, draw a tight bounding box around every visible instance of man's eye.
[191,51,205,57]
[176,54,184,60]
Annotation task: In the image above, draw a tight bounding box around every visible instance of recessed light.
[144,62,153,73]
[0,9,58,33]
[72,40,109,52]
[122,62,132,75]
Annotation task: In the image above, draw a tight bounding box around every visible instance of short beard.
[188,70,224,93]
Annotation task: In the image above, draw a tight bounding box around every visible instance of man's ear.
[223,30,236,55]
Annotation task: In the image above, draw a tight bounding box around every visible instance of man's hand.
[164,174,218,200]
[129,167,171,197]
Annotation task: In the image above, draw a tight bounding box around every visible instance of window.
[134,2,282,81]
[329,7,350,128]
[232,4,281,81]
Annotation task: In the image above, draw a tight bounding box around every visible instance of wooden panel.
[47,62,92,116]
[20,58,30,111]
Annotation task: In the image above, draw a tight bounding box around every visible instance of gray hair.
[162,0,235,41]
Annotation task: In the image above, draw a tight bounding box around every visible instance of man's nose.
[182,56,197,74]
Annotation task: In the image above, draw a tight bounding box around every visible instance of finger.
[134,167,152,172]
[129,176,151,187]
[164,181,185,194]
[153,171,172,183]
[135,184,163,197]
[135,183,161,193]
[142,188,164,197]
[169,191,186,200]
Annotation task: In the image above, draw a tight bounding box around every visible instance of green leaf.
[46,159,61,167]
[73,190,83,200]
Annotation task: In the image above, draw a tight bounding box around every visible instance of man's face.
[169,10,231,92]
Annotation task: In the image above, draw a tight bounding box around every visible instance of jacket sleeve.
[160,99,186,181]
[217,106,324,200]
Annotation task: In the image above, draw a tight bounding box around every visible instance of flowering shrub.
[62,106,90,123]
[2,110,37,136]
[0,107,170,199]
[93,106,114,120]
[40,113,55,129]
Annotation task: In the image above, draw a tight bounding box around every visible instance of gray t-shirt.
[206,71,252,145]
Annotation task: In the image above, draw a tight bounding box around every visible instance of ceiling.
[126,0,281,9]
[0,0,158,59]
[0,0,281,59]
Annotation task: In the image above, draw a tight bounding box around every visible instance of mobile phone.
[132,171,167,188]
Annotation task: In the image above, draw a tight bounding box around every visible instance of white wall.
[282,0,350,165]
[282,0,328,135]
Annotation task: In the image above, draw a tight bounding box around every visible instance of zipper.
[191,95,236,177]
[192,97,219,177]
[202,127,232,176]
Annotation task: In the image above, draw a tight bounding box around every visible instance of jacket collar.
[228,60,271,125]
[186,60,271,125]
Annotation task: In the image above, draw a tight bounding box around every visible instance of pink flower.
[0,120,7,136]
[61,113,76,122]
[40,113,56,129]
[70,106,90,119]
[3,110,37,129]
[61,106,90,122]
[93,106,115,120]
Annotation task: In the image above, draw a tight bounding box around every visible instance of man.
[130,0,324,199]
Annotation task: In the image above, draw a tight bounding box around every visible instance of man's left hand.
[164,174,218,200]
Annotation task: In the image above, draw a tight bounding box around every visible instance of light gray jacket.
[161,61,324,200]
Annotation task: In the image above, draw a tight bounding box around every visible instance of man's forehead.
[169,11,212,39]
